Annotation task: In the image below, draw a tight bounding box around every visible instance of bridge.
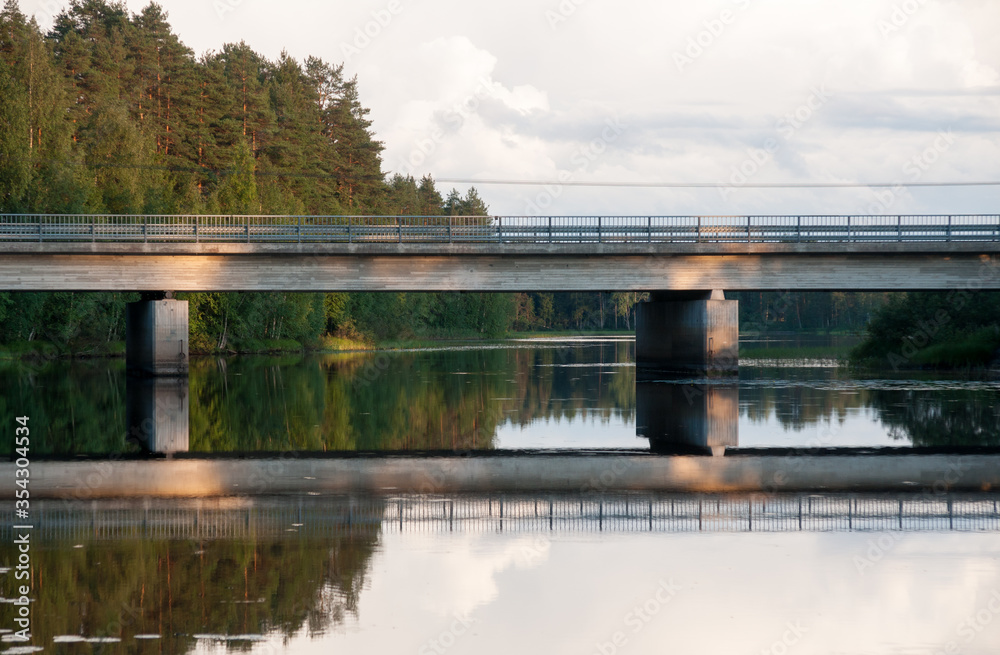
[2,213,999,292]
[3,213,999,376]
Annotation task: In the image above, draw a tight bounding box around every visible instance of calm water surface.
[2,337,998,455]
[2,338,1000,653]
[2,494,1000,654]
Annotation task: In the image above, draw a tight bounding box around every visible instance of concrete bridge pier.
[636,290,738,375]
[125,294,189,376]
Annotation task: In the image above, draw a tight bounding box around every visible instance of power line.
[4,154,997,188]
[434,178,1000,189]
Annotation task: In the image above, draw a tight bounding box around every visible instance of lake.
[1,337,999,653]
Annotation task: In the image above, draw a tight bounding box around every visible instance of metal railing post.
[143,215,147,243]
[897,215,902,242]
[245,215,249,243]
[92,215,96,243]
[846,215,851,243]
[548,216,552,243]
[194,215,198,243]
[647,215,652,243]
[497,216,502,244]
[947,215,952,242]
[747,215,751,242]
[348,216,352,244]
[598,216,602,243]
[38,215,42,242]
[398,215,402,243]
[697,215,701,242]
[298,215,302,244]
[448,215,452,243]
[796,215,801,242]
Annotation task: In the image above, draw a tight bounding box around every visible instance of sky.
[19,0,1000,216]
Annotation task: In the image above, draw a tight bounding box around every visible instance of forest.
[0,0,975,357]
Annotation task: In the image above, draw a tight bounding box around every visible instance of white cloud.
[18,0,1000,215]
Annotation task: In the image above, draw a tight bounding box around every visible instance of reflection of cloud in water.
[414,535,550,618]
[301,532,1000,655]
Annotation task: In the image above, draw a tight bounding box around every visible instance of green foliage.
[851,291,1000,368]
[215,137,258,213]
[734,291,893,334]
[0,58,30,211]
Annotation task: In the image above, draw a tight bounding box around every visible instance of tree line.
[0,1,901,351]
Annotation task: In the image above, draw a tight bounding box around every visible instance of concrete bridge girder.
[1,251,999,292]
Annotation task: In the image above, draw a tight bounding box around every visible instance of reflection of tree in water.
[502,341,636,428]
[0,359,136,456]
[739,382,861,433]
[7,347,998,453]
[186,343,636,453]
[0,530,378,653]
[1,343,637,455]
[866,390,1000,447]
[739,368,1000,447]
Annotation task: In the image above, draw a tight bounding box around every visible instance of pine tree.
[0,57,30,211]
[416,175,443,216]
[187,53,238,198]
[215,138,258,214]
[128,4,197,161]
[80,99,162,213]
[324,74,383,210]
[216,41,274,157]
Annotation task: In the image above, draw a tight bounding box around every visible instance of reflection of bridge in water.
[9,494,1000,541]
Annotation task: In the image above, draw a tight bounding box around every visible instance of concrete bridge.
[2,213,999,375]
[1,213,999,292]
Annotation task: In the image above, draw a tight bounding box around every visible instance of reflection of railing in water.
[9,494,1000,541]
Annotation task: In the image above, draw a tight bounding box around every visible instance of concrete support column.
[636,290,738,374]
[125,298,189,376]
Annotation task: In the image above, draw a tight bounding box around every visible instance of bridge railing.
[0,214,998,244]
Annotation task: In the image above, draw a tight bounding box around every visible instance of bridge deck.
[2,215,999,291]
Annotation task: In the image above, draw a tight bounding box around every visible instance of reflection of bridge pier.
[636,380,738,456]
[636,291,738,374]
[126,376,190,453]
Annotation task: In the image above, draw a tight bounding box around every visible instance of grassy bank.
[0,340,125,361]
[851,326,1000,371]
